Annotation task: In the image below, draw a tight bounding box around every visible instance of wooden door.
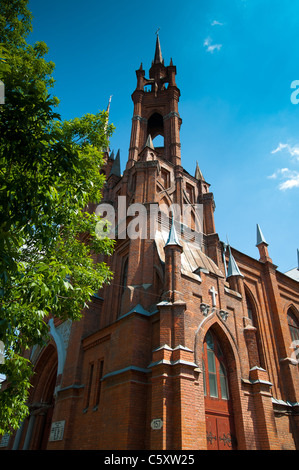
[203,330,237,450]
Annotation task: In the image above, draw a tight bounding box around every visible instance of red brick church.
[2,36,299,451]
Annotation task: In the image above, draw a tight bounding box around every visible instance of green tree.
[0,0,115,434]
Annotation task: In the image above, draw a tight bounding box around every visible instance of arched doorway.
[203,330,237,450]
[25,344,58,450]
[36,364,57,449]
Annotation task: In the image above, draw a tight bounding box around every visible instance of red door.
[203,330,237,450]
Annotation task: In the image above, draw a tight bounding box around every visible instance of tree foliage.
[0,0,115,434]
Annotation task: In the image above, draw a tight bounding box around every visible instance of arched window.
[287,309,299,343]
[203,331,229,400]
[147,113,164,141]
[246,295,254,325]
[244,291,266,368]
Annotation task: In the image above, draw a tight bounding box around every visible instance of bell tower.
[127,34,182,169]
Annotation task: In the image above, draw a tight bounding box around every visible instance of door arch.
[25,344,58,450]
[203,329,237,450]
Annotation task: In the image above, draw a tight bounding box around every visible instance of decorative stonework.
[200,303,229,322]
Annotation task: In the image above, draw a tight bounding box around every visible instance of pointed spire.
[165,219,182,248]
[195,161,204,180]
[154,31,163,64]
[227,246,243,278]
[256,224,268,246]
[144,134,155,150]
[110,149,121,177]
[103,95,112,147]
[297,248,299,270]
[106,95,112,115]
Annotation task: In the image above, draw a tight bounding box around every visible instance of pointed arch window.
[203,331,229,400]
[244,292,266,368]
[287,309,299,343]
[147,112,164,140]
[246,295,254,326]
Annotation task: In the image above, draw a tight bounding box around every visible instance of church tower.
[128,34,182,168]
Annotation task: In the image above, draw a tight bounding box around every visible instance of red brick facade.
[2,37,299,451]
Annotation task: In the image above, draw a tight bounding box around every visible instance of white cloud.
[268,168,290,179]
[204,37,222,53]
[270,142,299,190]
[211,20,223,26]
[279,176,299,190]
[271,142,299,161]
[268,168,299,190]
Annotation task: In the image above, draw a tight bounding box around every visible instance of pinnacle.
[154,33,163,64]
[195,161,204,180]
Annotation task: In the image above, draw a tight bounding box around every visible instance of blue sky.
[27,0,299,274]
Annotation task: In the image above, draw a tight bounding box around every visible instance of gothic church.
[2,36,299,451]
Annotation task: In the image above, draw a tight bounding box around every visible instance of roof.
[284,268,299,282]
[155,229,224,280]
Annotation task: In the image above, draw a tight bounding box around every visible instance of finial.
[256,224,268,246]
[144,134,155,150]
[227,246,243,278]
[195,161,203,180]
[110,149,121,177]
[165,218,182,248]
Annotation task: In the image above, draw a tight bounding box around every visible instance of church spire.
[154,29,163,64]
[106,95,112,115]
[195,161,203,180]
[110,149,121,177]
